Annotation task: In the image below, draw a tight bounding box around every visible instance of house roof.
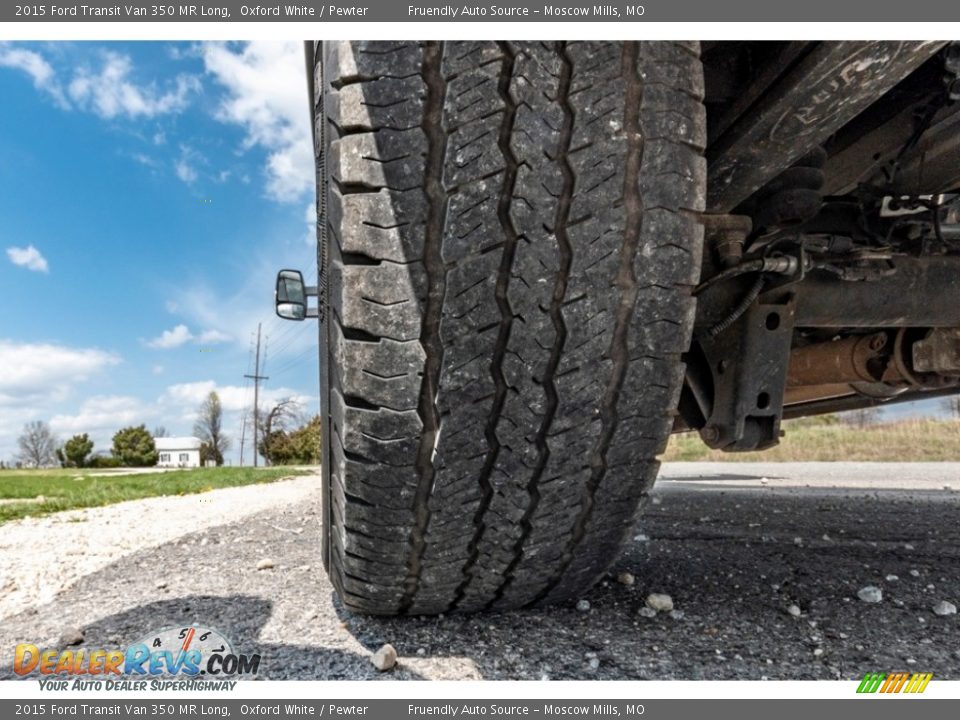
[154,436,202,451]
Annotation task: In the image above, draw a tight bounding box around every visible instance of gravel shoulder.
[0,475,317,621]
[1,463,958,680]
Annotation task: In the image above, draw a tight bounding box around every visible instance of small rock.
[932,600,957,616]
[787,604,802,617]
[669,610,684,620]
[857,586,883,603]
[371,644,397,672]
[59,628,84,647]
[646,593,674,612]
[910,569,921,577]
[651,497,662,505]
[416,647,426,656]
[637,607,657,618]
[155,581,168,590]
[587,657,600,670]
[904,543,915,550]
[760,477,769,485]
[813,648,824,657]
[633,534,649,542]
[256,558,275,571]
[575,599,591,612]
[616,572,635,587]
[885,574,898,582]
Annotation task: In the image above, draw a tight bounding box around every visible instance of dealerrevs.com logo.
[14,625,260,691]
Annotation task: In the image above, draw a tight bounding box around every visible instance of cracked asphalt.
[2,462,958,680]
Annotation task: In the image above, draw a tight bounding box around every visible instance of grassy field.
[664,418,960,462]
[0,466,311,524]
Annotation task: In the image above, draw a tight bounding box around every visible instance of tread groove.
[533,41,645,604]
[491,40,574,609]
[449,42,520,613]
[399,41,450,614]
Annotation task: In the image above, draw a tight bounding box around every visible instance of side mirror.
[275,269,307,321]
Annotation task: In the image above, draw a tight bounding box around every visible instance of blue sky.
[0,41,320,463]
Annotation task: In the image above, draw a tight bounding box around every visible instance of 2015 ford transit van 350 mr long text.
[274,40,960,616]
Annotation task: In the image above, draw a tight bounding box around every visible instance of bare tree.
[194,391,230,466]
[17,421,58,468]
[942,395,960,420]
[257,398,302,465]
[152,425,169,438]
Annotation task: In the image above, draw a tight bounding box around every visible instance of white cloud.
[0,340,120,405]
[130,152,158,168]
[6,244,49,273]
[0,45,69,108]
[146,324,194,349]
[163,380,308,416]
[175,158,198,184]
[304,201,317,246]
[68,51,200,119]
[197,329,231,344]
[146,324,233,349]
[173,144,206,185]
[152,365,165,375]
[50,395,153,439]
[202,42,313,203]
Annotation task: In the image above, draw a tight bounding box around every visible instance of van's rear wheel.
[314,40,706,614]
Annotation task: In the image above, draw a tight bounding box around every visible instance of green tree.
[111,425,158,467]
[194,391,229,466]
[199,441,224,467]
[260,416,321,465]
[62,433,94,468]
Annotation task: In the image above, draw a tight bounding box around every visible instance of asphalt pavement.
[2,462,958,680]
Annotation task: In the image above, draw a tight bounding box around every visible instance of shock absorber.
[751,147,827,234]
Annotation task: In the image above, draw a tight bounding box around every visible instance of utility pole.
[244,322,269,467]
[239,411,247,467]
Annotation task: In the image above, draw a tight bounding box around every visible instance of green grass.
[0,466,310,525]
[664,418,960,462]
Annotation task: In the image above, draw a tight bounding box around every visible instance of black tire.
[313,40,706,615]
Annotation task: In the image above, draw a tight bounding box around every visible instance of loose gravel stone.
[885,575,898,582]
[857,586,883,603]
[59,628,84,647]
[932,601,957,616]
[910,569,921,577]
[617,572,635,586]
[371,644,397,672]
[638,607,657,618]
[575,600,591,612]
[256,558,275,571]
[646,593,674,612]
[787,604,802,617]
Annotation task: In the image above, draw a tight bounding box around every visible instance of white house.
[155,437,202,468]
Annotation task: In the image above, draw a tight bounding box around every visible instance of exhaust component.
[786,332,894,387]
